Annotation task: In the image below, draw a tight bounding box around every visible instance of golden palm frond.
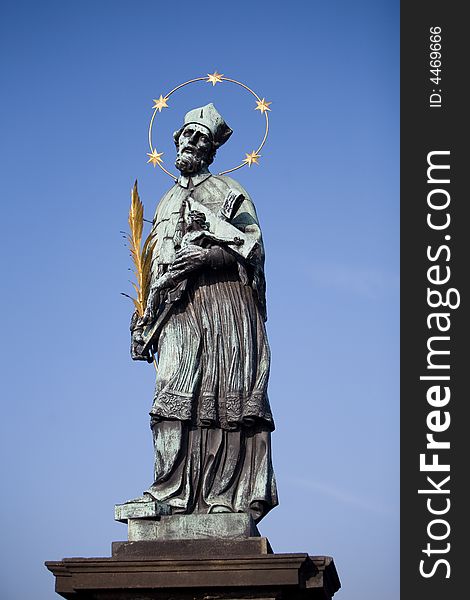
[125,180,157,316]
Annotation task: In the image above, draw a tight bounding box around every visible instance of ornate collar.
[177,169,212,189]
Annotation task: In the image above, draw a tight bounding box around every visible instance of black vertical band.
[401,3,466,598]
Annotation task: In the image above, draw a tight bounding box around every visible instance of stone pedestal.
[47,509,340,599]
[122,512,260,542]
[46,537,341,600]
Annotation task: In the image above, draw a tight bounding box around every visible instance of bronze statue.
[129,103,277,524]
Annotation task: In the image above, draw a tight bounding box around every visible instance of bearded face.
[175,124,214,175]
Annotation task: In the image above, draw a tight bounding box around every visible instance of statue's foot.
[124,492,156,504]
[115,493,172,522]
[116,492,172,519]
[209,505,232,514]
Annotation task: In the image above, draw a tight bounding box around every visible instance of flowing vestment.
[146,171,277,522]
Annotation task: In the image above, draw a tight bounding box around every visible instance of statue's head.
[174,103,232,176]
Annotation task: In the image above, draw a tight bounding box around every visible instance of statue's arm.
[221,177,264,256]
[220,177,267,319]
[168,243,235,278]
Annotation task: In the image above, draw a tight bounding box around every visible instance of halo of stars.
[147,71,271,180]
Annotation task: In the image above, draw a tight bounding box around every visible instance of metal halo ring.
[147,72,270,180]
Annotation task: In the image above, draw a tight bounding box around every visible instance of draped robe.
[144,170,277,523]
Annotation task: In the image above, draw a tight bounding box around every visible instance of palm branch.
[124,180,156,317]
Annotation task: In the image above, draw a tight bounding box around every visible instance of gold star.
[152,95,169,112]
[255,98,272,114]
[147,148,164,167]
[243,151,261,167]
[207,70,224,86]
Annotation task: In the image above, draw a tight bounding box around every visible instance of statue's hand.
[170,246,209,274]
[141,286,161,326]
[129,310,140,332]
[130,315,150,361]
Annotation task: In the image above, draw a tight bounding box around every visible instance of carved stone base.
[46,538,341,600]
[128,513,260,541]
[112,537,273,557]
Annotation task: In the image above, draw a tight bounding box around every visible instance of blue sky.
[0,1,399,599]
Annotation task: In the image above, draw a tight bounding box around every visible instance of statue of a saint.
[130,103,277,523]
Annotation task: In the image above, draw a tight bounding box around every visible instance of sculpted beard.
[175,146,214,175]
[175,146,208,175]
